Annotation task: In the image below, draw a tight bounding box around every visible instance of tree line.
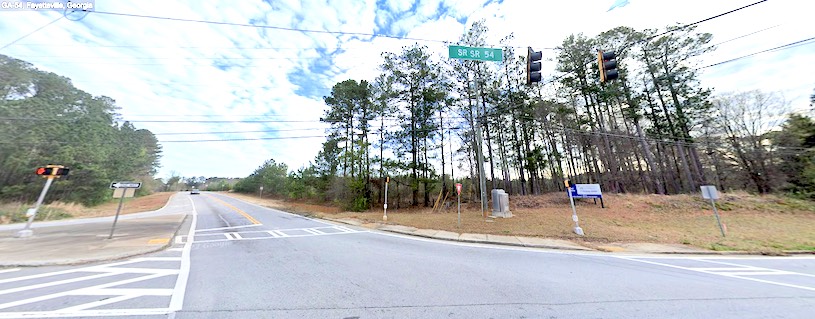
[0,55,162,206]
[236,22,815,209]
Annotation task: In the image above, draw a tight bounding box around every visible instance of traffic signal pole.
[16,176,56,238]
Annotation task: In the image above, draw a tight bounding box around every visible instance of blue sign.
[567,184,603,199]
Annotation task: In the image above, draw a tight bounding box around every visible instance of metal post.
[383,177,389,221]
[108,189,127,239]
[16,176,55,238]
[457,192,461,228]
[475,119,488,218]
[568,185,584,236]
[710,198,726,237]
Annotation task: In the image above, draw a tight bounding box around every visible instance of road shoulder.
[0,194,190,267]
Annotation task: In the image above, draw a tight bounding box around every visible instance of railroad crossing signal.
[35,165,69,177]
[598,50,619,83]
[526,47,542,85]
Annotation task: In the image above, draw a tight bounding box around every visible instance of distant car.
[190,189,200,195]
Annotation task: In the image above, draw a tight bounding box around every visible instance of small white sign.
[575,184,602,196]
[701,185,719,200]
[110,181,141,189]
[25,208,36,217]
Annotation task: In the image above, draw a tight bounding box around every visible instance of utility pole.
[475,90,488,218]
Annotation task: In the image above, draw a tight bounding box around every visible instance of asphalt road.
[1,192,813,318]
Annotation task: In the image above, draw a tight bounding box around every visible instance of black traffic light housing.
[36,166,69,177]
[598,50,619,83]
[526,47,542,85]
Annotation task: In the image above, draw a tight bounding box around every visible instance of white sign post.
[16,177,56,238]
[455,183,463,227]
[701,185,726,237]
[259,186,264,199]
[565,180,584,236]
[108,181,141,239]
[383,177,389,221]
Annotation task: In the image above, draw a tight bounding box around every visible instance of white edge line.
[168,196,197,312]
[0,268,20,274]
[0,308,171,318]
[718,271,796,276]
[694,258,815,278]
[136,257,182,261]
[616,256,815,292]
[195,224,263,232]
[191,230,364,244]
[619,255,815,260]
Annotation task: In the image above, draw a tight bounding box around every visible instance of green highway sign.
[448,45,503,62]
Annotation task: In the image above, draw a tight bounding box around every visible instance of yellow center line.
[204,195,261,225]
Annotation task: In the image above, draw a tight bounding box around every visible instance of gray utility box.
[490,189,512,218]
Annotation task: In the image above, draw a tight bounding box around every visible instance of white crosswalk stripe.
[0,246,186,318]
[191,226,365,244]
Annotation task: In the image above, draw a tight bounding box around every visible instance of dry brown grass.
[227,191,815,253]
[0,192,174,224]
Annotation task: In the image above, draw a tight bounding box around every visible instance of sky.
[1,0,813,180]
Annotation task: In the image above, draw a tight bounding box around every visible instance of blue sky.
[1,0,813,179]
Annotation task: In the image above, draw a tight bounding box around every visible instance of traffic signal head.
[598,50,619,83]
[35,167,69,177]
[526,47,542,85]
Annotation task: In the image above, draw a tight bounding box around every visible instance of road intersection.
[0,193,812,318]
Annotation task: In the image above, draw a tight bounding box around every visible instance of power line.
[0,117,328,123]
[14,43,313,50]
[153,128,326,135]
[87,10,547,50]
[711,24,780,46]
[161,135,327,143]
[640,0,767,42]
[90,10,447,43]
[698,35,815,69]
[0,15,63,51]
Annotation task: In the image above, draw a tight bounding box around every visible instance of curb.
[1,214,188,267]
[319,217,594,252]
[379,227,595,251]
[320,217,815,256]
